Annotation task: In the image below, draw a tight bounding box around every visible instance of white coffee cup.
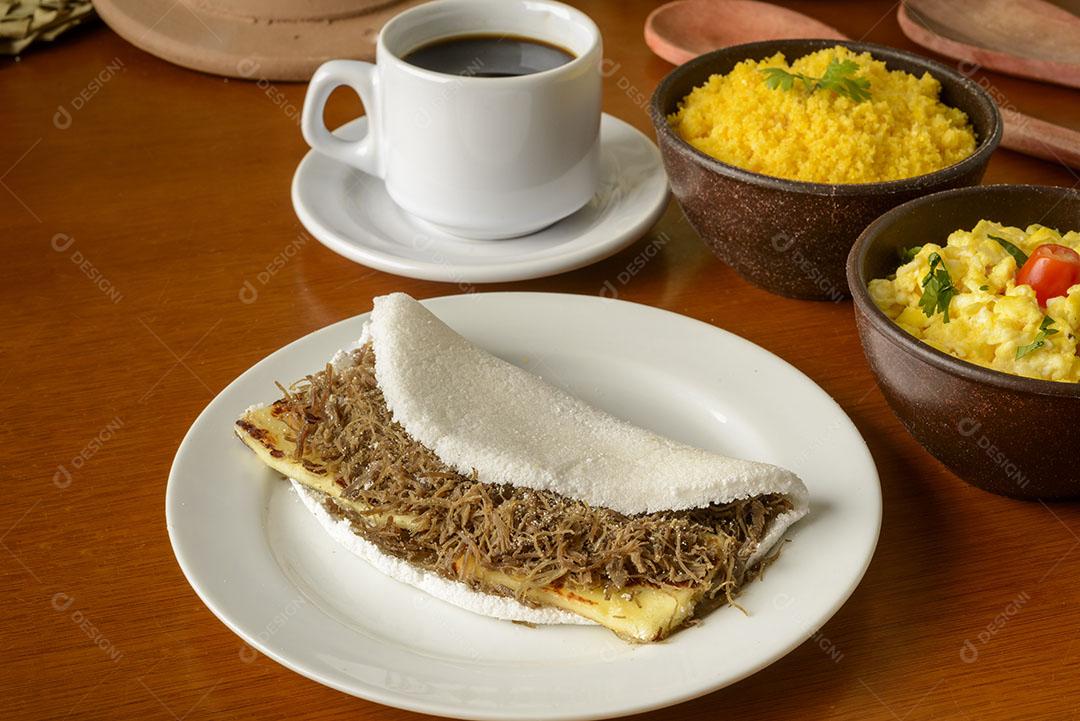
[301,0,602,240]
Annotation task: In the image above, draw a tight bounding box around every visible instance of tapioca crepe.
[235,293,809,642]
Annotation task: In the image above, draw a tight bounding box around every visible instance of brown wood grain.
[2,2,1079,719]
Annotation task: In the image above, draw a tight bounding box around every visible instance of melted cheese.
[236,404,701,642]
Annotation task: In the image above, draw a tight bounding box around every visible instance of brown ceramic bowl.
[848,184,1080,500]
[650,39,1001,300]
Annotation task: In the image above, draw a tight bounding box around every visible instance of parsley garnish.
[979,284,990,291]
[919,252,958,323]
[897,245,923,263]
[760,58,872,103]
[1016,315,1058,359]
[988,234,1029,267]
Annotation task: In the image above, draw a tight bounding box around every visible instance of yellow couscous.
[869,220,1080,383]
[668,46,977,184]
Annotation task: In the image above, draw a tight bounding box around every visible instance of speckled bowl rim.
[649,39,1002,197]
[847,184,1080,400]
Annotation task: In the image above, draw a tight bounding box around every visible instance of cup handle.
[301,60,383,178]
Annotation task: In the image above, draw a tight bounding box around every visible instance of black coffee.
[403,34,574,78]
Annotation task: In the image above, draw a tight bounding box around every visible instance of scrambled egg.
[869,220,1080,383]
[668,46,977,184]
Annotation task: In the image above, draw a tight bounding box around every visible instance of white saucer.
[291,114,670,283]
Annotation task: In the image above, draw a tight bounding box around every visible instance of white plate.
[167,293,880,721]
[291,114,670,283]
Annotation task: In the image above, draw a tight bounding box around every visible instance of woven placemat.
[0,0,94,55]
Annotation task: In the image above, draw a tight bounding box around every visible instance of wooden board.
[899,0,1080,89]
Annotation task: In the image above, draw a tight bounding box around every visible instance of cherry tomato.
[1016,244,1080,306]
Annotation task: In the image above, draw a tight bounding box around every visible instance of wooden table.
[3,1,1078,719]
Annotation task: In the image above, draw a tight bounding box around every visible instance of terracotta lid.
[94,0,425,81]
